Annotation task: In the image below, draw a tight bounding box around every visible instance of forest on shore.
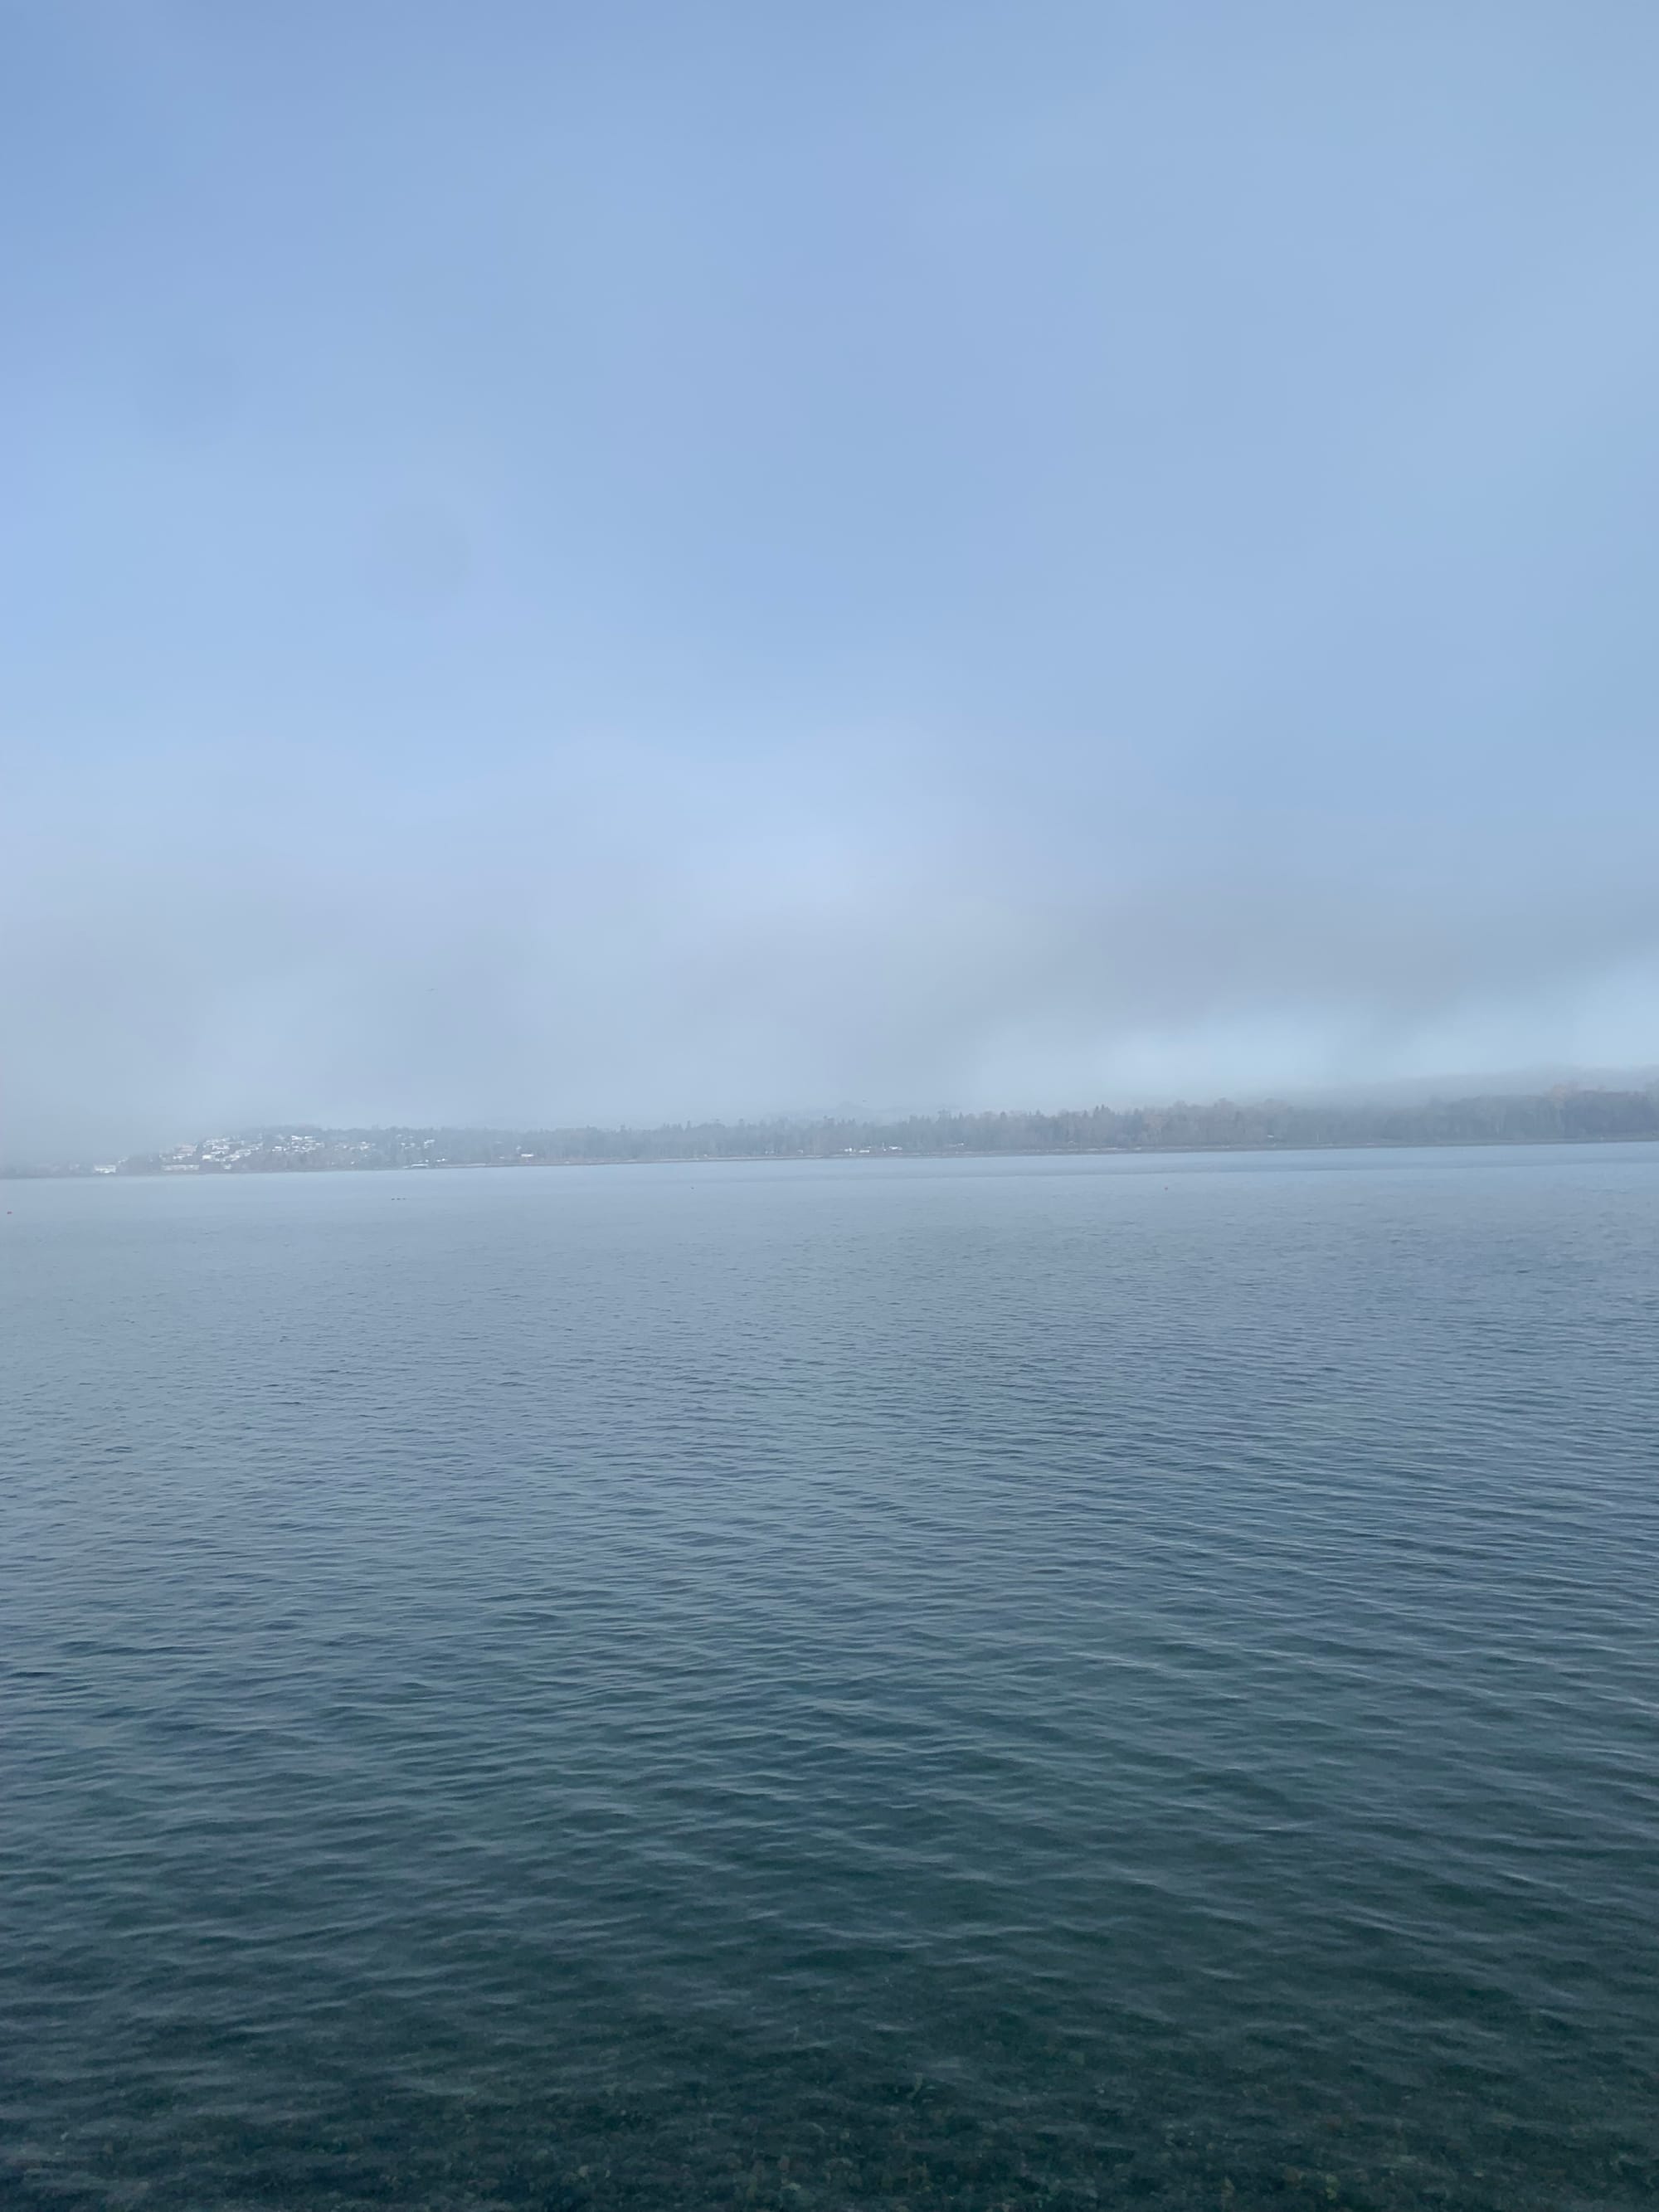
[22,1082,1659,1176]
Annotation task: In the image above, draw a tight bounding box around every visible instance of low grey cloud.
[5,4,1659,1160]
[7,733,1657,1162]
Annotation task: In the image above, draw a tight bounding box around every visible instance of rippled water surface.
[4,1148,1657,2210]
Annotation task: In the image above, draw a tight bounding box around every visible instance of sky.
[6,2,1659,1159]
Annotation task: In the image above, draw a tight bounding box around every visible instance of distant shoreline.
[10,1086,1659,1178]
[51,1133,1659,1176]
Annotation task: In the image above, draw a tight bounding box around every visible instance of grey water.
[3,1147,1657,2212]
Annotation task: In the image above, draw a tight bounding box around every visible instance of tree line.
[65,1081,1659,1174]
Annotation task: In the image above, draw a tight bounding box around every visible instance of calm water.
[3,1148,1657,2211]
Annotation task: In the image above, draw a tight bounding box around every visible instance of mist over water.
[7,6,1659,1155]
[8,21,1659,2212]
[6,1148,1658,2210]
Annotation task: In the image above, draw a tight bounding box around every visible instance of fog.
[7,4,1659,1161]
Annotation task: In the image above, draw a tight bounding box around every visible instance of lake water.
[3,1147,1657,2210]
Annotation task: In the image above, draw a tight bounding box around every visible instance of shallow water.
[3,1147,1657,2210]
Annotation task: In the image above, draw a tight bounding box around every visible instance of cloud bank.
[5,3,1659,1159]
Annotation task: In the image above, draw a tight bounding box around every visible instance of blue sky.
[6,2,1659,1155]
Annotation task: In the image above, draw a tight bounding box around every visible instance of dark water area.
[3,1147,1657,2211]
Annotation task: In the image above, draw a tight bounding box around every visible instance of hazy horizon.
[7,3,1659,1161]
[12,1061,1659,1172]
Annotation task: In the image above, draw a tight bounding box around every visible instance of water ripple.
[3,1147,1657,2209]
